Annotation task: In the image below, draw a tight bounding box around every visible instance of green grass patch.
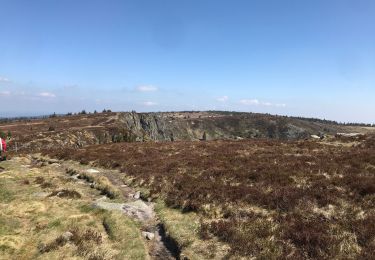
[0,244,15,254]
[47,219,62,229]
[154,200,221,259]
[0,215,21,235]
[78,204,95,213]
[0,182,15,203]
[155,200,199,248]
[102,212,146,259]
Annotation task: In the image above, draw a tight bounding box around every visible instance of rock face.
[116,111,337,142]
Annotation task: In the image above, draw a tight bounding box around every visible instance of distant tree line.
[0,115,50,123]
[65,109,112,116]
[0,109,113,123]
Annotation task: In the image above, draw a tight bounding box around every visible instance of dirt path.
[33,155,178,260]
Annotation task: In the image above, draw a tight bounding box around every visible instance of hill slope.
[0,111,373,152]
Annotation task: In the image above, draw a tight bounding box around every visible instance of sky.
[0,0,374,123]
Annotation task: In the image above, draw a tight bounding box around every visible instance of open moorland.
[1,112,374,259]
[43,134,375,259]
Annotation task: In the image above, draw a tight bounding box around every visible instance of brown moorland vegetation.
[3,111,375,154]
[43,136,375,259]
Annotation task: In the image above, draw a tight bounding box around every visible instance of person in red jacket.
[0,137,6,161]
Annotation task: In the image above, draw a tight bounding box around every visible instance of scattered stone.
[86,169,100,174]
[93,201,124,211]
[142,231,155,240]
[62,231,73,241]
[311,135,320,139]
[71,174,80,180]
[336,133,363,137]
[95,196,108,202]
[50,163,61,167]
[122,200,155,222]
[133,191,141,199]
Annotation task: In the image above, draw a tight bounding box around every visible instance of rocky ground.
[0,156,178,260]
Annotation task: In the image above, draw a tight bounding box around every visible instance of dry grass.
[155,200,230,259]
[66,167,121,199]
[0,157,147,260]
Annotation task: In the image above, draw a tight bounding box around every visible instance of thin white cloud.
[136,85,158,92]
[142,101,158,106]
[38,92,56,98]
[0,77,10,83]
[240,99,286,107]
[216,96,229,102]
[240,99,260,105]
[0,91,11,96]
[262,102,272,106]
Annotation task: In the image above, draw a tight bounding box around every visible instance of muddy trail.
[32,155,180,260]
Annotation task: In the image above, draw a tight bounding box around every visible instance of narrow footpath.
[32,155,180,260]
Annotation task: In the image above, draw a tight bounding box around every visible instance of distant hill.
[0,111,374,152]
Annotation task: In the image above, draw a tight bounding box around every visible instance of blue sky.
[0,0,374,123]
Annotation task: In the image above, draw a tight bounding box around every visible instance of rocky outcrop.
[115,112,312,141]
[3,111,370,152]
